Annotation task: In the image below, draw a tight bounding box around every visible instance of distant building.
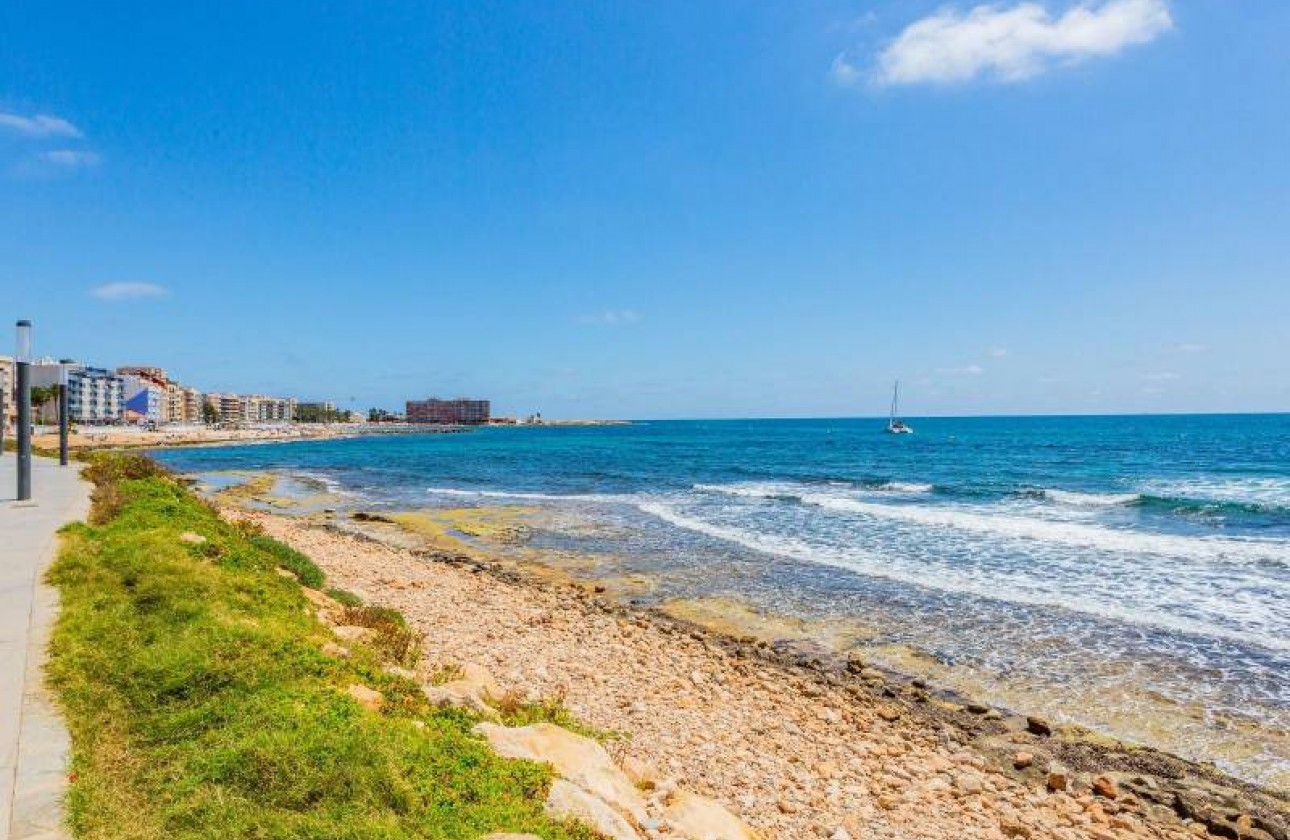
[207,393,244,424]
[406,397,490,425]
[116,366,168,386]
[246,395,295,423]
[164,382,205,424]
[0,356,14,433]
[205,392,294,424]
[121,375,165,424]
[31,361,125,424]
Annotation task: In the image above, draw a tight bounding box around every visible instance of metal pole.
[16,320,32,500]
[59,380,69,466]
[16,360,31,500]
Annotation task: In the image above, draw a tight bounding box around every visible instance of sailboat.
[886,381,914,434]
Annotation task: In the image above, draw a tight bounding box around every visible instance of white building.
[31,361,125,425]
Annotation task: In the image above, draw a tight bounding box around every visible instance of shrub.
[340,605,422,668]
[246,534,325,589]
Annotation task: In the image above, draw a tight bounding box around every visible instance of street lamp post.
[59,364,70,466]
[16,320,32,501]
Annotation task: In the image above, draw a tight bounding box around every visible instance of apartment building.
[204,393,294,424]
[31,360,125,424]
[406,397,490,425]
[0,356,13,434]
[165,382,205,424]
[121,375,165,424]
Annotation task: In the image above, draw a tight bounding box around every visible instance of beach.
[219,500,1288,840]
[28,422,421,452]
[154,416,1290,795]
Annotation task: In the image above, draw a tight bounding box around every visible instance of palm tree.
[30,385,60,425]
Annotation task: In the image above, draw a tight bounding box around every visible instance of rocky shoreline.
[220,501,1288,840]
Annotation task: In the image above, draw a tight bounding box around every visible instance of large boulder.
[664,790,761,840]
[423,662,506,719]
[545,779,641,840]
[474,722,648,826]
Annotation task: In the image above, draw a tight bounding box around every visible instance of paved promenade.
[0,454,90,840]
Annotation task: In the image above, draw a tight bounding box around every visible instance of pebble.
[240,508,1227,840]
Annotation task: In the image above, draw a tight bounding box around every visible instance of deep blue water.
[154,415,1290,785]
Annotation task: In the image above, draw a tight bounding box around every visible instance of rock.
[1046,766,1069,792]
[999,817,1031,838]
[1092,776,1118,799]
[474,722,648,826]
[321,642,350,658]
[663,790,761,839]
[955,773,984,796]
[346,683,384,711]
[1026,716,1053,736]
[777,798,800,814]
[275,567,299,581]
[876,705,901,722]
[301,587,344,617]
[479,835,543,840]
[620,756,659,791]
[966,702,990,714]
[1013,751,1034,769]
[383,664,418,680]
[179,531,207,545]
[460,662,505,701]
[333,625,373,642]
[423,683,500,720]
[423,662,506,719]
[545,779,641,840]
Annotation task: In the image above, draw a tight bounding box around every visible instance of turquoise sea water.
[153,415,1290,786]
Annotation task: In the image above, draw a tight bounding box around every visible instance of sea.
[152,414,1290,788]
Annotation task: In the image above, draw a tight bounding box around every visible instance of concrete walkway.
[1,454,90,840]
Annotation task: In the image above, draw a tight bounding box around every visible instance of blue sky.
[1,0,1287,418]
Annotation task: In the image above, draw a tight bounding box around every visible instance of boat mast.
[890,380,900,423]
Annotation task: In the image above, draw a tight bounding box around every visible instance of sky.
[1,0,1287,419]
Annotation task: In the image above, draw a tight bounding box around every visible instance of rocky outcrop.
[423,662,506,720]
[474,722,648,826]
[545,779,641,840]
[663,790,761,840]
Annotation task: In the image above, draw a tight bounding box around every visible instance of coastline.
[29,423,443,453]
[210,481,1289,840]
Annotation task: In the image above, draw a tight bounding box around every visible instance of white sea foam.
[877,481,935,493]
[1140,477,1290,509]
[424,486,624,503]
[799,493,1289,565]
[694,481,1288,564]
[634,500,1290,652]
[1041,489,1141,507]
[694,480,932,499]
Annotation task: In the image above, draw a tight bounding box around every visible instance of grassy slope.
[46,454,600,840]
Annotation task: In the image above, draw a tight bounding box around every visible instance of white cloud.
[830,54,863,86]
[578,309,641,326]
[937,364,985,375]
[0,111,82,138]
[1142,371,1180,381]
[90,282,170,301]
[873,0,1173,86]
[987,346,1009,358]
[1171,342,1207,354]
[40,149,100,168]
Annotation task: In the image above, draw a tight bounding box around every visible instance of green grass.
[46,453,602,840]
